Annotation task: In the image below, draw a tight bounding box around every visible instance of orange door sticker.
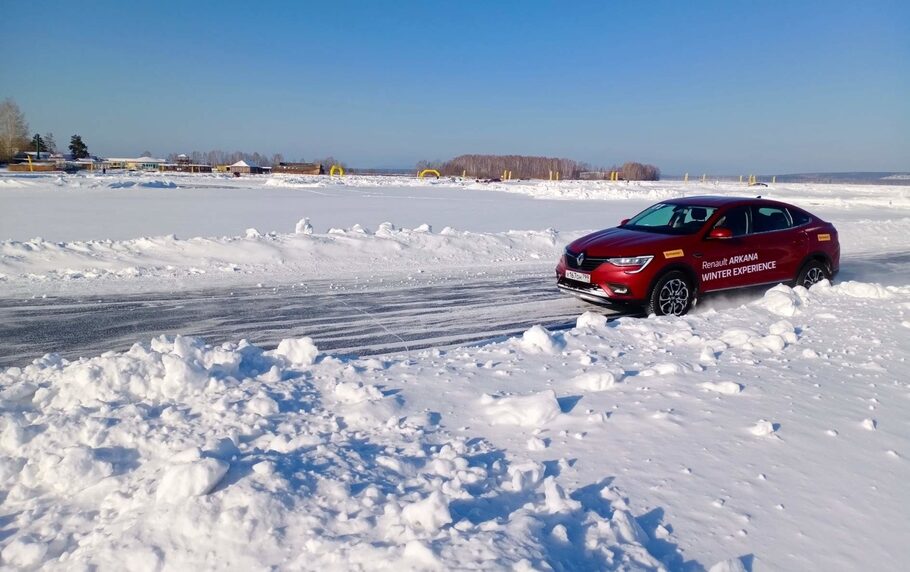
[817,234,831,242]
[663,249,685,259]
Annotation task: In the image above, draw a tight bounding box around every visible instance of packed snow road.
[0,272,597,369]
[3,249,905,369]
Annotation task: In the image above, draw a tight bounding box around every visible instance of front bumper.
[556,277,645,311]
[555,254,655,306]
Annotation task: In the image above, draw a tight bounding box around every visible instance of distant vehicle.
[556,196,840,316]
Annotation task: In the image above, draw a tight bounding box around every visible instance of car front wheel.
[646,271,693,316]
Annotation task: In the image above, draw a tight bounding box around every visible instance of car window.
[752,206,791,233]
[712,205,750,236]
[626,203,717,235]
[788,208,811,226]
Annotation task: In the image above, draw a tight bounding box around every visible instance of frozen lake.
[0,173,652,241]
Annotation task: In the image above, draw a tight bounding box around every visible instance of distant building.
[272,162,324,175]
[104,156,166,171]
[69,157,103,172]
[229,160,268,175]
[160,154,213,173]
[7,151,59,172]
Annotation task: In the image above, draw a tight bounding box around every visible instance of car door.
[750,205,807,283]
[697,205,767,291]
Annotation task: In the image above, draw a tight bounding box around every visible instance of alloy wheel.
[802,266,826,287]
[658,278,689,316]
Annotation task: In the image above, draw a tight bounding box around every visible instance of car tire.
[795,259,830,289]
[645,271,693,316]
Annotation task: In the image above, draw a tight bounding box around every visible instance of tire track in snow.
[0,273,597,368]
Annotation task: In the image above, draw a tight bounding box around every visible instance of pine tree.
[69,134,89,159]
[30,133,46,156]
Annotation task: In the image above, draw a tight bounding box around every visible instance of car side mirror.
[708,227,733,239]
[619,218,630,226]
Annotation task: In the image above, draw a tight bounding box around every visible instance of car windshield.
[624,203,717,235]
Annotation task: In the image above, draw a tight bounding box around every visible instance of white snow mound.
[156,458,230,502]
[274,337,318,365]
[480,390,562,427]
[517,325,563,354]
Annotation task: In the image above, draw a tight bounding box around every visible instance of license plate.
[565,269,591,283]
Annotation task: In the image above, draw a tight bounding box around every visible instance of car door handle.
[692,252,703,258]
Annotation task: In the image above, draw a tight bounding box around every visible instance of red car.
[556,196,840,316]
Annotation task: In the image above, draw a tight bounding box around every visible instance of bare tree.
[620,162,660,181]
[0,98,29,162]
[437,154,583,179]
[43,132,57,154]
[316,156,346,169]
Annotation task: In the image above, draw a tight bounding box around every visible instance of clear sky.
[2,0,907,173]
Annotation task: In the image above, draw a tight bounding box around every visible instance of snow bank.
[259,172,910,210]
[0,222,577,297]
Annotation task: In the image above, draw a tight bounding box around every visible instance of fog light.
[609,284,630,295]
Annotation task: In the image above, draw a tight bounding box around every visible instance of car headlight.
[606,255,654,273]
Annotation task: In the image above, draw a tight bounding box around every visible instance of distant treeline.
[165,150,345,168]
[418,154,660,180]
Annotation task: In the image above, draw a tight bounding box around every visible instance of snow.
[1,172,910,569]
[479,390,563,427]
[156,457,230,501]
[2,172,910,298]
[274,336,318,365]
[1,279,907,569]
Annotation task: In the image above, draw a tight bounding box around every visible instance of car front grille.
[565,251,608,271]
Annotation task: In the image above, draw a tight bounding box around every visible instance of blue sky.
[2,0,907,173]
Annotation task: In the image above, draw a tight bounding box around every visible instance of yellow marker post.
[462,169,466,178]
[684,173,688,183]
[556,171,559,181]
[772,175,776,184]
[27,155,33,172]
[740,175,743,183]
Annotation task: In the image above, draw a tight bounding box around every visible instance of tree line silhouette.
[419,154,660,180]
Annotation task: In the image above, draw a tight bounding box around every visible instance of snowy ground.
[1,172,908,298]
[1,172,909,570]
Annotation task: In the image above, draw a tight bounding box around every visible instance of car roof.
[663,195,797,209]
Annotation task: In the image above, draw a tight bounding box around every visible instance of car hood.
[567,227,692,257]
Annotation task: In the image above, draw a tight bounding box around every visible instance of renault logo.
[576,252,585,266]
